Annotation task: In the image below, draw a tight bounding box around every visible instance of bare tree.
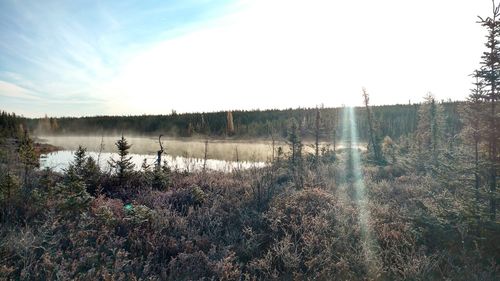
[203,139,209,173]
[157,134,164,168]
[226,111,235,136]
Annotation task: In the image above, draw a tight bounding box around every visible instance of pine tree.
[73,146,87,173]
[331,108,338,153]
[0,172,20,202]
[415,93,444,173]
[83,156,101,194]
[65,146,101,194]
[287,118,304,189]
[314,107,322,167]
[0,172,20,223]
[461,72,488,233]
[362,88,384,164]
[65,146,87,183]
[477,0,500,220]
[18,131,38,186]
[109,135,135,185]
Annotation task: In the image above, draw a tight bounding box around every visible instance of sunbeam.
[339,106,381,278]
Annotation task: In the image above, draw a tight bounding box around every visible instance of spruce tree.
[314,107,323,167]
[362,88,384,164]
[0,172,20,202]
[65,146,87,183]
[462,72,487,232]
[477,0,500,220]
[109,135,135,185]
[287,118,304,189]
[18,131,38,186]
[415,93,444,173]
[73,146,87,174]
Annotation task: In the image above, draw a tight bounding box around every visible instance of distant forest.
[21,101,462,141]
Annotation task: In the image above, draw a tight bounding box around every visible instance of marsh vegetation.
[1,2,500,280]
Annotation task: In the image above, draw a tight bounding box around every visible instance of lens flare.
[339,106,381,277]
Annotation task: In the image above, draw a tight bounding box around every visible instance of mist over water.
[37,135,275,162]
[40,150,264,173]
[37,135,271,172]
[37,135,366,172]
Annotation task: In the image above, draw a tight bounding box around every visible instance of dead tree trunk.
[157,135,164,168]
[203,139,208,172]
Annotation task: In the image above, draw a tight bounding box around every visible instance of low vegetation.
[1,102,499,280]
[1,3,500,280]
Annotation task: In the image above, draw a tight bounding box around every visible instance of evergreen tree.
[461,72,488,233]
[73,146,87,174]
[314,107,323,167]
[152,163,170,190]
[0,111,21,137]
[0,172,20,223]
[65,146,101,194]
[362,88,384,164]
[83,156,101,194]
[18,131,38,186]
[65,146,87,183]
[109,135,135,185]
[287,118,304,189]
[0,172,20,202]
[477,0,500,220]
[415,93,444,172]
[331,108,338,153]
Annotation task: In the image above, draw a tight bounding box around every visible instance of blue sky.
[0,0,493,117]
[0,0,237,116]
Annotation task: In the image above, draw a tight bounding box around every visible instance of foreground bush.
[0,142,498,280]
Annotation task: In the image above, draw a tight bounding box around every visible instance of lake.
[37,135,277,172]
[37,135,360,172]
[40,150,265,173]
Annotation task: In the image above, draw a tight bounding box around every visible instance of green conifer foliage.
[109,135,135,185]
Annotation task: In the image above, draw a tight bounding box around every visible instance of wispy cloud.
[0,0,236,116]
[0,0,493,117]
[0,80,40,100]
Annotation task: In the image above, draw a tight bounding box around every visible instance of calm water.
[38,135,275,161]
[38,135,271,172]
[40,150,265,173]
[38,135,360,173]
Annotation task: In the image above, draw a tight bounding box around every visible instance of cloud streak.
[0,0,494,117]
[0,0,237,116]
[0,81,41,100]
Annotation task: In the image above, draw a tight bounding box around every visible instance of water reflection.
[37,135,274,162]
[40,150,265,173]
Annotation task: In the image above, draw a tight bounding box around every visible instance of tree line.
[18,102,462,142]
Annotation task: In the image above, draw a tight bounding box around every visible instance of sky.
[0,0,494,117]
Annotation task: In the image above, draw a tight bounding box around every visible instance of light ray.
[348,106,381,277]
[338,106,381,277]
